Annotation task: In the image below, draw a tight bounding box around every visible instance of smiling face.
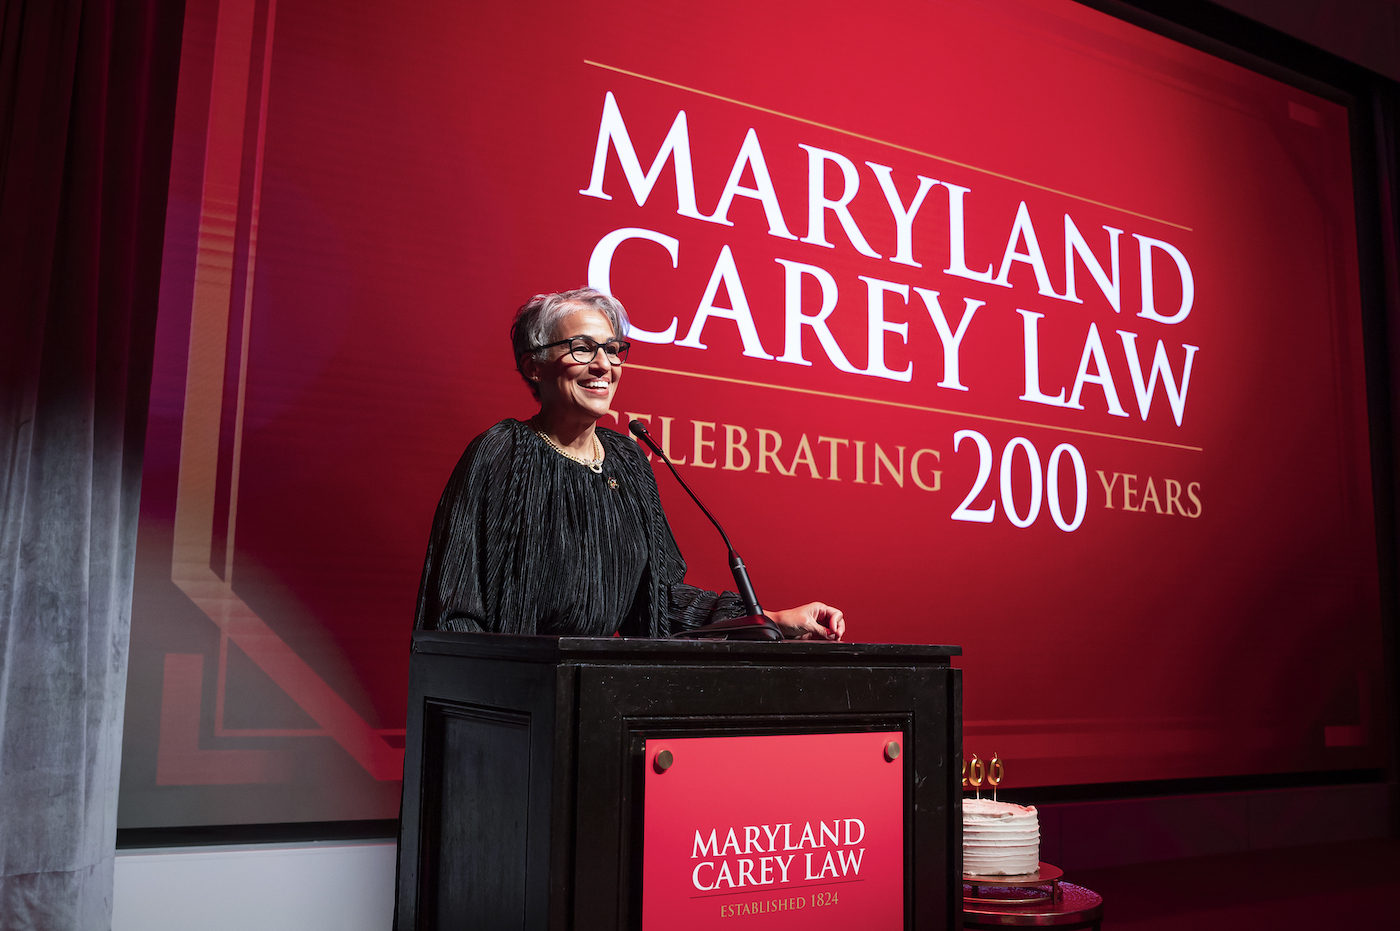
[525,306,621,425]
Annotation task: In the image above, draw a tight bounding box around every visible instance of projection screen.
[119,0,1385,827]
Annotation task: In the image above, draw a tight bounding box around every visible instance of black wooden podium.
[395,632,961,930]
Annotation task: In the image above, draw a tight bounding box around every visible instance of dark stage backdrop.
[119,0,1387,827]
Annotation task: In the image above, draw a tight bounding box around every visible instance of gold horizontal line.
[627,363,1205,452]
[584,60,1192,233]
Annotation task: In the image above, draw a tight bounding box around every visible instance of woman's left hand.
[765,602,845,641]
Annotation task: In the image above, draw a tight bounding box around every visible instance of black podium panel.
[395,633,962,931]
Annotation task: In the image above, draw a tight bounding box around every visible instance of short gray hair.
[510,288,630,398]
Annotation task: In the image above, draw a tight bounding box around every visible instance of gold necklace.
[532,423,604,473]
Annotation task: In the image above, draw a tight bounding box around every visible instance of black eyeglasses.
[533,336,631,365]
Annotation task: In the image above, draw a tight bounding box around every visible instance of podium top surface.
[411,630,961,664]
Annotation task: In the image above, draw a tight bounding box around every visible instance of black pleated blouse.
[414,419,743,637]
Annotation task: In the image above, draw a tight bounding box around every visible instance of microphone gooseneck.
[629,419,764,619]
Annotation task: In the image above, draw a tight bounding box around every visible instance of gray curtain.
[0,0,183,927]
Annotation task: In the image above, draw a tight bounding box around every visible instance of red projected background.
[119,0,1385,827]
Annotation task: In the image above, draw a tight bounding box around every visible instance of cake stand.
[963,861,1064,905]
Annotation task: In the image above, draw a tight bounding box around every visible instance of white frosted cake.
[962,799,1040,876]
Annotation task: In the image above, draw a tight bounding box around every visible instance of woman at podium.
[414,288,844,641]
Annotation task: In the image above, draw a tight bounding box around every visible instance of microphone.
[629,419,780,641]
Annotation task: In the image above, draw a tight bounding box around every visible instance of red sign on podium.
[642,731,904,929]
